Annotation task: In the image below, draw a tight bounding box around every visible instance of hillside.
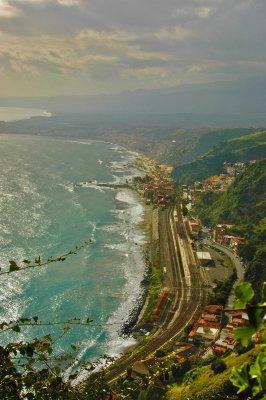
[1,113,256,169]
[173,130,266,184]
[159,128,255,167]
[194,158,266,289]
[166,348,258,400]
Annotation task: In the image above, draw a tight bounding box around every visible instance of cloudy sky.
[0,0,265,96]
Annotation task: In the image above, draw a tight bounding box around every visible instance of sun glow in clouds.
[0,0,21,17]
[0,0,265,96]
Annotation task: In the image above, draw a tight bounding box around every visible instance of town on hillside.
[133,156,175,208]
[130,155,260,361]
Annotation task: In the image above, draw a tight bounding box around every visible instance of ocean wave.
[88,221,97,241]
[0,135,147,366]
[115,190,144,225]
[67,140,92,145]
[108,146,125,152]
[76,183,106,193]
[58,183,74,193]
[97,224,121,233]
[109,160,129,171]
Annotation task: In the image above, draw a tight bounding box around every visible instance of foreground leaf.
[233,282,254,309]
[230,364,249,394]
[9,261,20,272]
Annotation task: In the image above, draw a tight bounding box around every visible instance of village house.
[189,160,253,204]
[212,311,249,355]
[196,251,213,266]
[186,218,201,238]
[188,305,223,346]
[212,225,245,253]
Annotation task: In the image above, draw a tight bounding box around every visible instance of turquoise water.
[0,107,51,122]
[0,134,146,367]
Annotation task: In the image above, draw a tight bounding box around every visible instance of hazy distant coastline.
[0,107,52,122]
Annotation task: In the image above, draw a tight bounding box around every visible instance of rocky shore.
[120,204,158,337]
[120,249,151,336]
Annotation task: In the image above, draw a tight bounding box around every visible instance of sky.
[0,0,265,96]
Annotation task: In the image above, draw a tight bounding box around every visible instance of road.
[105,205,204,383]
[202,234,245,306]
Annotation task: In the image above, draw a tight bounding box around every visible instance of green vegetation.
[0,245,95,400]
[208,270,237,306]
[158,128,254,167]
[108,283,265,400]
[230,282,265,398]
[141,240,163,321]
[166,349,258,400]
[211,358,227,374]
[166,280,265,400]
[173,129,266,184]
[194,158,266,290]
[177,128,255,166]
[194,158,266,227]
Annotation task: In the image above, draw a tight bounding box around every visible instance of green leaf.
[233,282,254,309]
[249,355,263,396]
[54,366,61,375]
[34,256,41,264]
[19,317,30,323]
[230,364,249,394]
[0,322,8,330]
[69,373,78,380]
[234,326,256,347]
[247,307,264,330]
[32,316,38,323]
[23,259,31,264]
[12,325,21,333]
[44,334,52,342]
[26,345,34,357]
[86,318,93,323]
[9,260,20,272]
[262,330,266,345]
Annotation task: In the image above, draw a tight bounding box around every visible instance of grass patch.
[166,348,258,400]
[141,240,164,321]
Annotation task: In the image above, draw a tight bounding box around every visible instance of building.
[192,326,220,346]
[188,219,201,238]
[212,224,233,243]
[188,305,223,345]
[196,251,212,265]
[212,310,249,354]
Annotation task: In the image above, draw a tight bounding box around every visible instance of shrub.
[211,358,227,374]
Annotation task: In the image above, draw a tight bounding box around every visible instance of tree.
[230,282,266,398]
[137,379,165,400]
[0,243,95,399]
[211,359,227,374]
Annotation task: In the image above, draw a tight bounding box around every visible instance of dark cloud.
[0,0,265,95]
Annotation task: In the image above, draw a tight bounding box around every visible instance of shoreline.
[120,202,153,337]
[0,107,52,122]
[116,189,162,361]
[0,132,152,361]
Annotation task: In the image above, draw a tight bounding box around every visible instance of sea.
[0,112,147,373]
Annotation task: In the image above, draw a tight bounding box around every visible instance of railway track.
[106,205,204,383]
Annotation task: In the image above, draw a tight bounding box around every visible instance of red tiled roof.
[213,345,228,354]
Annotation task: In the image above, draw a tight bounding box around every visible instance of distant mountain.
[0,77,266,126]
[173,130,266,184]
